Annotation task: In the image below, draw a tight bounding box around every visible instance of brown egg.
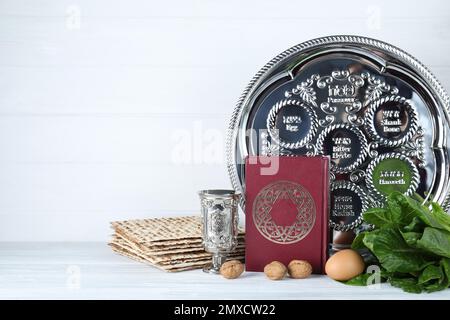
[325,249,365,281]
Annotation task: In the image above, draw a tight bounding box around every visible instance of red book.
[245,156,330,274]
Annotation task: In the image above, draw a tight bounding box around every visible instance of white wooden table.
[1,242,449,300]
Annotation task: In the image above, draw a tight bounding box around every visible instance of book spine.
[321,157,330,274]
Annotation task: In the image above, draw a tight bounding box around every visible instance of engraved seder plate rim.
[226,35,450,212]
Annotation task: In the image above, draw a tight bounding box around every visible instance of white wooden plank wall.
[0,0,449,241]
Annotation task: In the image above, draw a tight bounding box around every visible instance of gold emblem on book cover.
[253,180,316,244]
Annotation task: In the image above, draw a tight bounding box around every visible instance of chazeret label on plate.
[366,152,419,199]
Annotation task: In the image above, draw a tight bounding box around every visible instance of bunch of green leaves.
[346,191,450,293]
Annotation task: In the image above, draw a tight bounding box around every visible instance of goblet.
[198,190,240,274]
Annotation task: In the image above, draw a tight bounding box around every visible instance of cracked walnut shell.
[288,260,313,279]
[220,260,244,279]
[264,261,287,280]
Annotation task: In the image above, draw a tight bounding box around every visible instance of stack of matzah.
[109,216,245,272]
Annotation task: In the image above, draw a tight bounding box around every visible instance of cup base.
[202,263,221,274]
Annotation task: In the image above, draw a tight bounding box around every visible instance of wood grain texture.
[0,0,449,240]
[0,242,449,299]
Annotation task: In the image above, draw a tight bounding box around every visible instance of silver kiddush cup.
[198,189,240,274]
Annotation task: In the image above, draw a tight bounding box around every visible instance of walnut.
[288,260,313,279]
[264,261,287,280]
[220,260,244,279]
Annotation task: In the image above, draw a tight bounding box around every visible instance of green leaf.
[416,227,450,258]
[343,268,387,286]
[389,277,423,293]
[388,192,417,226]
[403,217,425,233]
[400,231,422,246]
[396,193,430,223]
[363,207,393,228]
[343,273,371,286]
[441,258,450,280]
[412,192,426,203]
[351,232,367,250]
[379,268,395,279]
[352,193,450,294]
[418,264,443,285]
[420,263,449,292]
[417,202,450,233]
[363,192,420,228]
[368,228,430,273]
[362,230,380,252]
[424,281,448,293]
[434,258,450,291]
[386,193,402,218]
[430,203,450,232]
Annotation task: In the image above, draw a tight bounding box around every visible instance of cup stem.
[203,253,226,274]
[212,253,226,270]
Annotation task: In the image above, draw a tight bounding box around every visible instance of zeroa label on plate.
[274,104,312,145]
[374,102,410,140]
[330,186,363,227]
[370,158,414,196]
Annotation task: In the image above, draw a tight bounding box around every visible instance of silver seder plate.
[226,36,450,248]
